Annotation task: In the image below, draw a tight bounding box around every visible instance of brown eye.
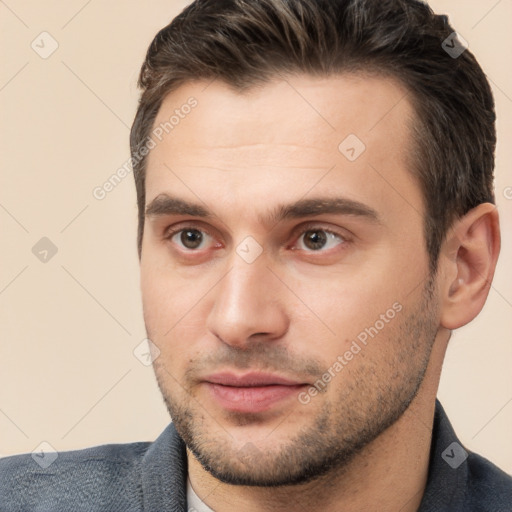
[296,228,345,252]
[303,230,328,250]
[166,225,219,253]
[179,229,203,249]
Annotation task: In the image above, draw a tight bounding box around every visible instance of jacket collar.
[418,399,468,511]
[141,422,188,512]
[141,399,465,511]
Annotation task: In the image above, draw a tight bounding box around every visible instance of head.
[132,0,499,487]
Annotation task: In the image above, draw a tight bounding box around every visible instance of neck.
[188,334,448,512]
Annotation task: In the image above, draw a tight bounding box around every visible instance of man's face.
[140,74,440,485]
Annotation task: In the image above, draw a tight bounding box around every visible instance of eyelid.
[291,222,352,243]
[163,220,214,239]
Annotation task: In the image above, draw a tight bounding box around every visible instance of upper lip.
[204,372,307,387]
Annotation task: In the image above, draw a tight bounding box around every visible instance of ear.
[438,203,500,330]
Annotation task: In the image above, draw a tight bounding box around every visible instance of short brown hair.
[130,0,496,271]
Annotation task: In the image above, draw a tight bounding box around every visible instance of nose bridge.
[206,250,289,346]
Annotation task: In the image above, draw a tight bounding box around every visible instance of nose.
[206,253,289,349]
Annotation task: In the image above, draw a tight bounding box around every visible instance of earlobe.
[439,203,500,330]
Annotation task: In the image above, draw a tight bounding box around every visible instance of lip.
[203,372,308,413]
[204,372,306,387]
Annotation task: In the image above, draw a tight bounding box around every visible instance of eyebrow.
[145,193,380,225]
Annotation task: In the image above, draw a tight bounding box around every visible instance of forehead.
[151,73,413,153]
[144,73,422,224]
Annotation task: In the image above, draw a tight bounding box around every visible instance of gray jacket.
[1,400,511,511]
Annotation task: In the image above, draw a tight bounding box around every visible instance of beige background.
[0,0,511,473]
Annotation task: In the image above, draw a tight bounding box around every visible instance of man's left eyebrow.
[261,197,381,226]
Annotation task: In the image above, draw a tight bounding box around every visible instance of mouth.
[202,372,309,413]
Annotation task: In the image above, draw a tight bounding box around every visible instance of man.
[1,0,511,510]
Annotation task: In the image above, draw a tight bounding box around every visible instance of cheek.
[289,263,420,368]
[141,243,190,324]
[289,267,400,333]
[140,262,213,351]
[140,265,169,330]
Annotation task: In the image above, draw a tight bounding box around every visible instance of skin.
[140,74,500,512]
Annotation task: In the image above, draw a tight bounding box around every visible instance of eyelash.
[163,223,350,254]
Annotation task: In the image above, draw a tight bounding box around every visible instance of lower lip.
[205,382,306,413]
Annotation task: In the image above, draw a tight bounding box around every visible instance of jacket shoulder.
[0,441,151,512]
[464,450,512,511]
